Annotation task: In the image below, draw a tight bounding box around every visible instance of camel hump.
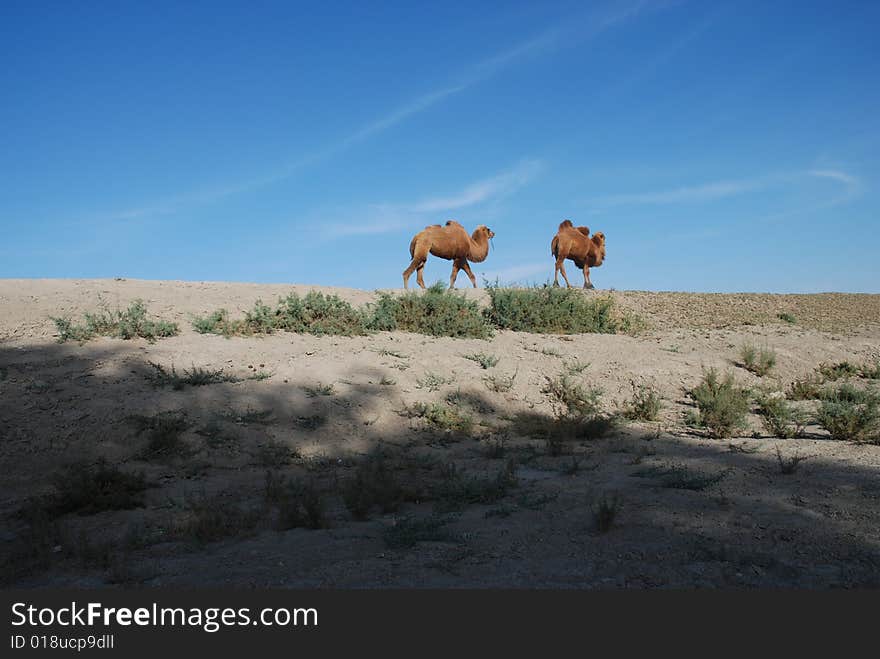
[445,219,464,228]
[576,226,590,237]
[558,219,574,231]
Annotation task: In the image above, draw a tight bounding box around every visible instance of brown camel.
[550,219,606,289]
[402,220,495,289]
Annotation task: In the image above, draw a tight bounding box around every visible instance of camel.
[550,219,606,289]
[402,220,495,289]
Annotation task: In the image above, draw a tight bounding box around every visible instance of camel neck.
[468,233,489,262]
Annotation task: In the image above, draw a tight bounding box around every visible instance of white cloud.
[586,169,863,210]
[325,159,543,238]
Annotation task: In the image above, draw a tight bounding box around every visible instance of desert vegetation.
[4,279,880,588]
[53,299,178,343]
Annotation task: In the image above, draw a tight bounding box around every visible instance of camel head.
[591,231,606,265]
[467,225,494,262]
[475,225,495,240]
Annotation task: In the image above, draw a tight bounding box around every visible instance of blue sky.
[1,0,878,292]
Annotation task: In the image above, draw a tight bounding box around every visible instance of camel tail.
[409,235,418,259]
[551,236,559,258]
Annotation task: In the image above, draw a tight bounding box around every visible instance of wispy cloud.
[326,159,544,238]
[101,2,656,222]
[592,179,764,207]
[411,160,544,213]
[585,169,862,210]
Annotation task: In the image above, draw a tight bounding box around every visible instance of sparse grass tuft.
[777,312,797,324]
[776,447,810,474]
[264,472,327,529]
[146,362,239,389]
[633,464,726,491]
[483,369,517,393]
[756,392,807,439]
[688,369,750,438]
[431,460,518,513]
[858,360,880,380]
[127,411,192,460]
[383,515,453,549]
[416,371,452,391]
[484,284,635,334]
[623,381,662,421]
[816,383,880,443]
[53,299,178,343]
[177,495,259,545]
[739,343,776,377]
[24,460,149,519]
[593,494,618,532]
[564,358,590,375]
[542,374,602,419]
[225,407,274,425]
[302,382,335,397]
[463,352,499,369]
[341,449,407,520]
[368,283,492,339]
[407,402,473,434]
[512,373,612,453]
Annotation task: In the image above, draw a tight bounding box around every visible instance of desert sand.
[1,278,879,588]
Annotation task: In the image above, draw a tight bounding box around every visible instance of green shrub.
[39,460,149,517]
[859,360,880,380]
[816,384,880,443]
[541,374,602,419]
[273,291,368,335]
[756,393,806,439]
[818,361,859,381]
[368,283,491,339]
[484,285,628,334]
[264,473,327,530]
[777,312,797,324]
[739,343,776,377]
[688,369,750,438]
[193,291,368,337]
[623,381,662,421]
[192,309,237,335]
[341,449,407,520]
[463,352,499,369]
[383,515,453,549]
[407,402,473,434]
[787,374,823,400]
[53,299,178,343]
[431,460,518,513]
[483,369,517,393]
[146,362,239,389]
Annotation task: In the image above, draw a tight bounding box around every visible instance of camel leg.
[403,257,425,289]
[449,259,462,289]
[583,265,594,290]
[416,262,427,289]
[556,256,572,288]
[460,260,477,288]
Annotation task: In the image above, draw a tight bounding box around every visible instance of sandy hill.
[1,278,879,588]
